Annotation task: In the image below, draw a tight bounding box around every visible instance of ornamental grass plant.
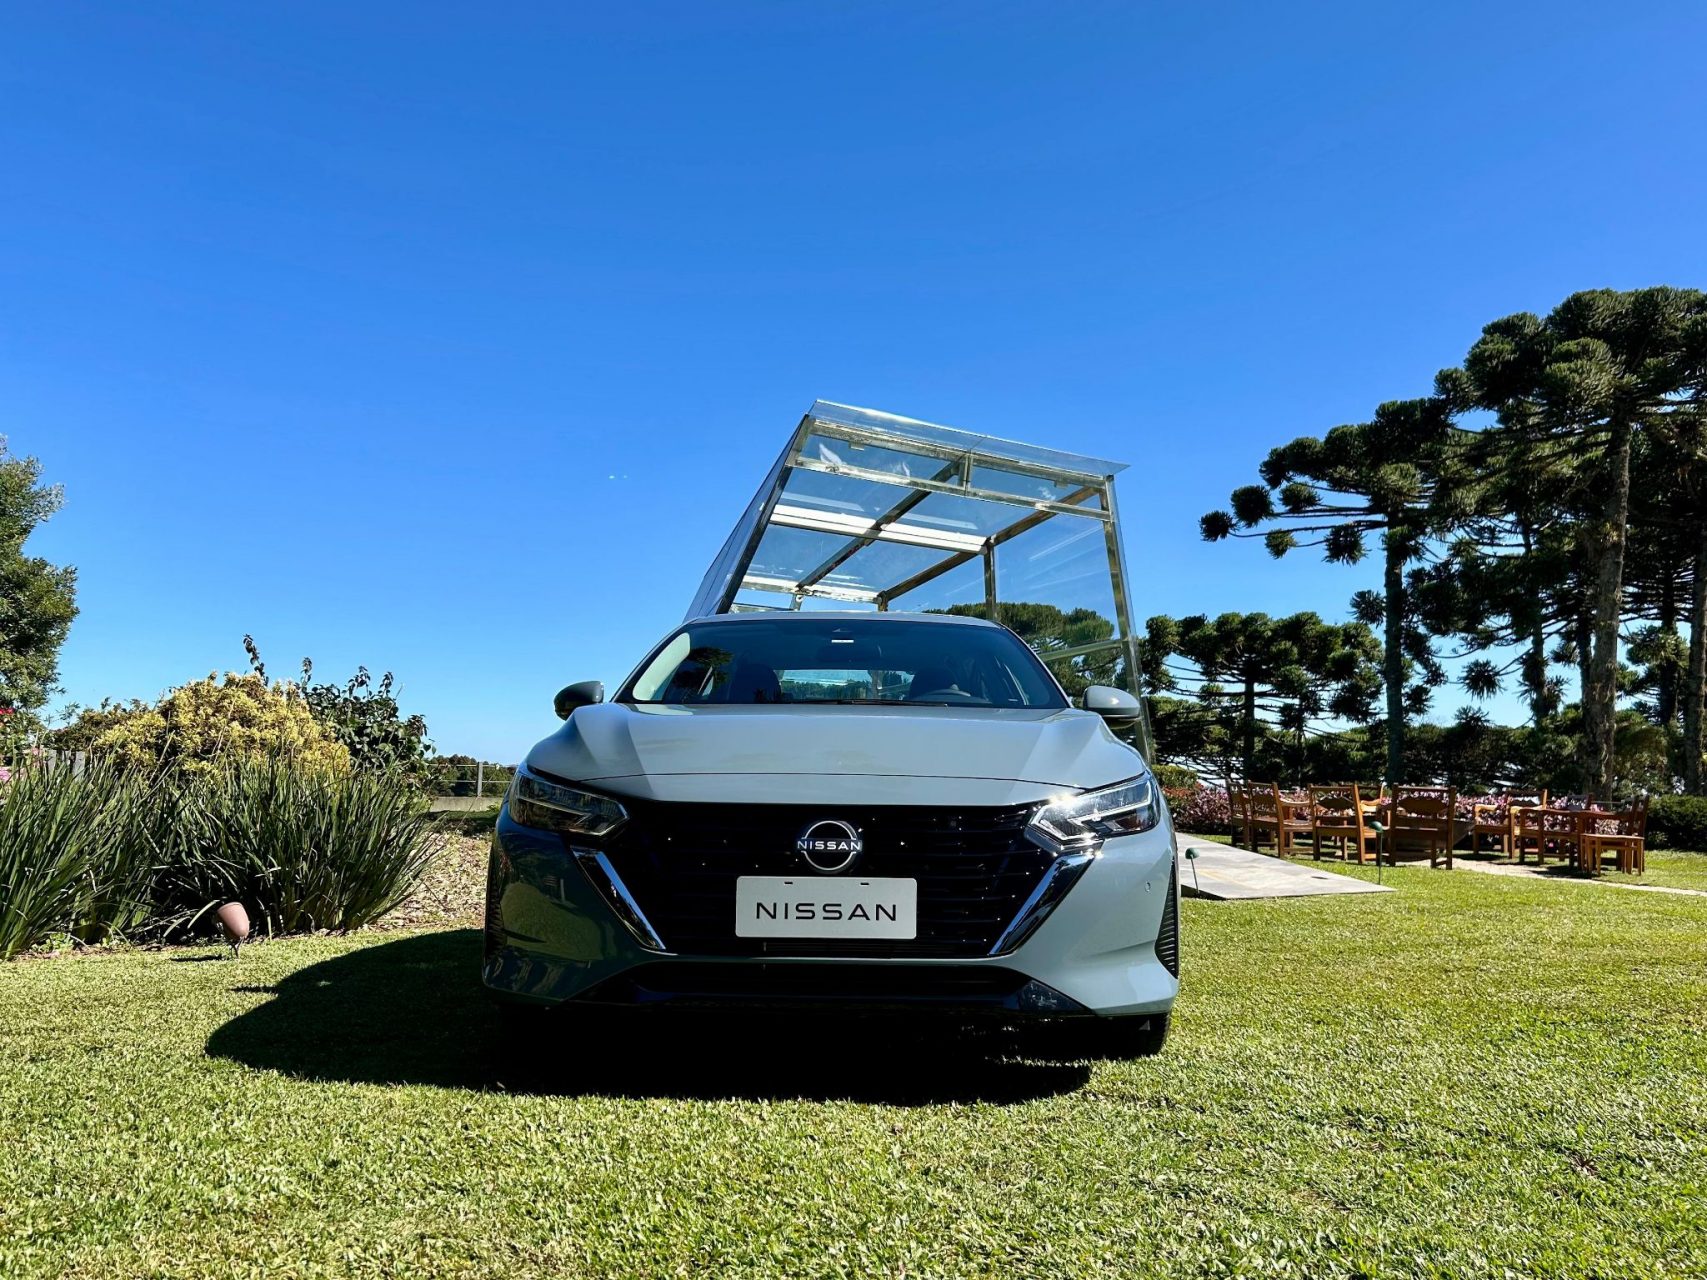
[0,756,442,957]
[159,758,443,935]
[0,759,162,959]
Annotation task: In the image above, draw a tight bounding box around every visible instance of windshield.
[622,618,1068,709]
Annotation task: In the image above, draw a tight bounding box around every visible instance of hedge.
[1646,795,1707,851]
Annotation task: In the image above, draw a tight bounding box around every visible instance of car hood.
[524,702,1145,805]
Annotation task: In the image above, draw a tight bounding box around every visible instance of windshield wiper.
[794,697,898,705]
[786,698,994,707]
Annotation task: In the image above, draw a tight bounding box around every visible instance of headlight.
[508,772,629,839]
[1025,774,1161,854]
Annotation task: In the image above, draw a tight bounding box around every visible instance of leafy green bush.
[1152,763,1199,789]
[1646,795,1707,851]
[244,637,433,780]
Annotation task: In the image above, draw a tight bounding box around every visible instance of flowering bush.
[94,673,350,775]
[1165,784,1231,836]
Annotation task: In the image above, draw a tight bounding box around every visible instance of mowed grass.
[1634,850,1707,893]
[2,868,1705,1279]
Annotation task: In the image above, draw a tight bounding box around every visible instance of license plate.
[734,876,918,939]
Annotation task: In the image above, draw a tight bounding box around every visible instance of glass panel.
[823,540,959,596]
[800,433,955,483]
[777,466,912,520]
[746,525,850,585]
[731,588,790,612]
[904,492,1025,538]
[969,464,1098,505]
[885,553,986,614]
[806,401,1126,478]
[993,518,1119,638]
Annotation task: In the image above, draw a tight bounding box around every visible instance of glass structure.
[686,401,1153,756]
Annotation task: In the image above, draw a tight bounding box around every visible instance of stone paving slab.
[1453,859,1707,897]
[1177,839,1393,900]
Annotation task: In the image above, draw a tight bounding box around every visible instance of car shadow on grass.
[205,929,1092,1105]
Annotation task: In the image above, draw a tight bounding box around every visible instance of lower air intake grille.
[602,800,1051,958]
[1155,869,1180,977]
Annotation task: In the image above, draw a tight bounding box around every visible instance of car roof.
[682,610,1000,629]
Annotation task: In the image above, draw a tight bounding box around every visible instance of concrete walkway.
[1453,859,1707,898]
[1177,839,1393,901]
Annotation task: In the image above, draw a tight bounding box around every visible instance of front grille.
[583,962,1032,1006]
[601,800,1051,958]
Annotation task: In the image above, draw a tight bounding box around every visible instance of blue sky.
[8,2,1706,761]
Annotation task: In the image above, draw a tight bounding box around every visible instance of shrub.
[1152,763,1199,790]
[44,699,149,752]
[1646,795,1707,851]
[297,662,431,780]
[1165,783,1232,837]
[95,672,349,775]
[244,637,433,780]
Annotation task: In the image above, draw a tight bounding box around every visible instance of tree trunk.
[1519,519,1550,727]
[1383,530,1406,785]
[1658,571,1678,729]
[1685,526,1707,794]
[1527,626,1549,726]
[1241,678,1256,779]
[1582,417,1634,801]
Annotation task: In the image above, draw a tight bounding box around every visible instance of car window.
[622,619,1067,708]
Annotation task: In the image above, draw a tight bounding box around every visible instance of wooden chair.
[1470,790,1547,858]
[1516,802,1584,866]
[1383,786,1458,868]
[1308,783,1379,863]
[1580,796,1650,875]
[1279,793,1316,856]
[1226,780,1252,848]
[1247,783,1310,857]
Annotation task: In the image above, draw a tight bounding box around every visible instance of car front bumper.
[481,802,1180,1021]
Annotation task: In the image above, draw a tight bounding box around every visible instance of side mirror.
[554,680,604,720]
[1082,685,1142,722]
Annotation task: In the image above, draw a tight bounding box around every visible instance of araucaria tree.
[1200,398,1461,784]
[1145,611,1380,781]
[0,439,78,720]
[1437,288,1707,797]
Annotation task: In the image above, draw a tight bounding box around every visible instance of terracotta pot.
[216,902,251,947]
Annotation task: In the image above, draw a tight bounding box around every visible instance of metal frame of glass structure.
[687,401,1153,756]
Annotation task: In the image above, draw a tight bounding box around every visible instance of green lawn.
[1631,850,1707,893]
[2,868,1704,1278]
